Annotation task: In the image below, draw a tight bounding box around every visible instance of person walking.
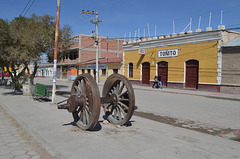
[158,74,163,89]
[152,76,158,88]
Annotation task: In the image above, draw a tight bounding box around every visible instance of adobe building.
[56,34,124,80]
[79,57,123,80]
[122,28,240,93]
[221,37,240,93]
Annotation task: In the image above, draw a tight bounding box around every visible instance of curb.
[132,86,240,102]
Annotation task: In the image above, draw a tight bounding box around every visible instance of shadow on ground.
[45,84,69,90]
[62,121,102,132]
[1,86,23,96]
[32,97,52,102]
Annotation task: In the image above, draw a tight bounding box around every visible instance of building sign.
[87,64,106,70]
[158,49,178,58]
[79,66,87,69]
[139,49,145,55]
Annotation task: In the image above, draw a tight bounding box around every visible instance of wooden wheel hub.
[111,94,118,106]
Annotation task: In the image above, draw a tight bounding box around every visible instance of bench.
[32,83,51,99]
[0,79,8,86]
[10,81,15,90]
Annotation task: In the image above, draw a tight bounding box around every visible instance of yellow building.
[123,29,240,92]
[4,67,11,72]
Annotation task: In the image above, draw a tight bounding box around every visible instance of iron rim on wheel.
[102,74,135,125]
[71,74,101,130]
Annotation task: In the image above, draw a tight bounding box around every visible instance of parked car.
[0,72,10,77]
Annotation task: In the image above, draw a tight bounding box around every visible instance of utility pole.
[81,10,102,83]
[52,0,61,104]
[106,36,109,79]
[105,36,113,79]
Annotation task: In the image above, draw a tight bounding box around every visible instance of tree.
[0,19,11,81]
[47,24,72,63]
[0,14,72,91]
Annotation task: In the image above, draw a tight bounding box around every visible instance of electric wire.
[20,0,32,16]
[26,0,40,16]
[23,0,36,17]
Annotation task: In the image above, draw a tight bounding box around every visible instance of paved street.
[36,77,240,134]
[0,77,240,159]
[134,87,240,133]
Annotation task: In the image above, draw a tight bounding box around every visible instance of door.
[62,66,68,79]
[57,67,60,78]
[129,63,133,78]
[158,61,168,87]
[142,62,150,84]
[185,60,199,89]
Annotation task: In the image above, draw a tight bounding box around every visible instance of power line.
[27,0,40,16]
[20,0,32,16]
[20,0,36,17]
[23,0,36,17]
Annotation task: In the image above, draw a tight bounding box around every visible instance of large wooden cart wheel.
[71,74,101,130]
[102,74,135,125]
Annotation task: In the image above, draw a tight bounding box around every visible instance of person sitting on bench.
[152,76,158,88]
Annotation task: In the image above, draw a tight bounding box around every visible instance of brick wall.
[80,35,123,63]
[59,34,123,65]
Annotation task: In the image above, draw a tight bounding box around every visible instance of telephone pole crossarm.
[81,10,98,15]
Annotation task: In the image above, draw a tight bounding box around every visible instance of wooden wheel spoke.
[80,80,87,96]
[116,82,120,92]
[119,98,129,102]
[74,85,81,95]
[119,101,129,111]
[77,80,81,94]
[118,104,127,116]
[113,108,117,120]
[82,109,87,125]
[118,82,124,94]
[113,86,117,94]
[110,105,114,114]
[85,108,90,125]
[79,110,83,122]
[106,103,112,109]
[119,90,128,98]
[116,107,122,122]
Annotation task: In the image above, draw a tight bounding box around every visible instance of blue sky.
[1,0,240,39]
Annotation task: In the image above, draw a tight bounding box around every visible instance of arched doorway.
[142,62,150,84]
[94,69,96,79]
[185,60,199,89]
[128,63,133,78]
[158,61,168,87]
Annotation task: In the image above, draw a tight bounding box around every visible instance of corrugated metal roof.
[224,37,240,47]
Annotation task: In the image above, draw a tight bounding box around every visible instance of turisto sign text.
[158,49,178,58]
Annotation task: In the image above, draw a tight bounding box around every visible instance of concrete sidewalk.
[132,84,240,101]
[0,86,240,159]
